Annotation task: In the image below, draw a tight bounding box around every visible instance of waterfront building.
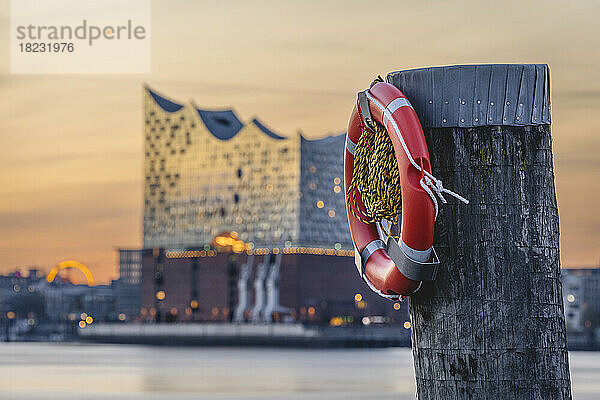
[0,269,44,322]
[139,247,410,326]
[0,267,118,342]
[0,269,41,294]
[132,86,410,326]
[43,281,117,323]
[562,268,600,332]
[116,249,143,321]
[143,86,350,249]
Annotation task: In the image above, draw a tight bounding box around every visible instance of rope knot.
[421,172,469,220]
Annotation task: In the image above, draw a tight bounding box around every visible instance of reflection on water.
[0,343,598,399]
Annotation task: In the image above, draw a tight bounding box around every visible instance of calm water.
[1,343,598,399]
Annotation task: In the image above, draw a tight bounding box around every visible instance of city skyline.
[1,0,599,283]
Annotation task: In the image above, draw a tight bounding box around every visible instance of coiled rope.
[347,120,401,232]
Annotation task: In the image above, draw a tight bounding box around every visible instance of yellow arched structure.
[46,260,95,286]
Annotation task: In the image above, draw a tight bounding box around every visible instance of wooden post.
[387,65,572,399]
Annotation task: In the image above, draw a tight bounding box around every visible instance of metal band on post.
[386,64,551,128]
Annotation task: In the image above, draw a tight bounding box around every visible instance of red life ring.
[344,82,439,299]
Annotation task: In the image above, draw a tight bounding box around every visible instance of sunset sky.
[1,0,599,283]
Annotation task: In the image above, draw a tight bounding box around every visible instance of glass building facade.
[143,86,351,249]
[116,249,143,320]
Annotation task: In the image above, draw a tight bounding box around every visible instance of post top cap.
[386,64,550,128]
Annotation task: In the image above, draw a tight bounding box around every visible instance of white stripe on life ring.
[382,97,413,126]
[345,134,356,155]
[360,239,385,268]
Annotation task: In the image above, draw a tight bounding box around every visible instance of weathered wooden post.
[387,65,572,399]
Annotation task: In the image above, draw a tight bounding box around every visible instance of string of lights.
[165,246,355,259]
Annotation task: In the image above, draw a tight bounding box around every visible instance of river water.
[1,343,597,399]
